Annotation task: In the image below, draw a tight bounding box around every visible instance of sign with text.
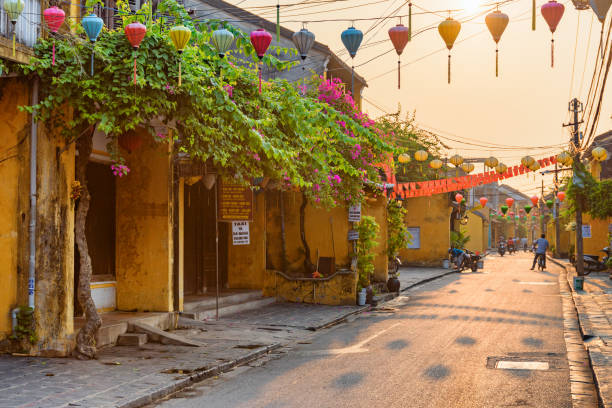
[232,221,250,245]
[582,224,592,239]
[348,204,361,222]
[348,229,359,241]
[406,227,420,249]
[218,181,254,222]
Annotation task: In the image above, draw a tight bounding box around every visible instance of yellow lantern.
[398,153,411,163]
[484,156,498,169]
[521,156,535,168]
[414,150,428,162]
[449,154,464,167]
[495,163,508,174]
[460,162,475,174]
[170,25,192,86]
[485,9,509,77]
[529,161,541,171]
[430,159,443,169]
[438,17,461,84]
[556,151,571,166]
[592,147,608,161]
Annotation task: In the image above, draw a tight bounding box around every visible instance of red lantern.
[250,29,272,94]
[118,130,143,153]
[43,6,65,66]
[509,211,515,217]
[125,22,147,85]
[557,191,565,202]
[541,0,564,67]
[479,197,488,207]
[455,193,463,203]
[388,23,410,89]
[505,197,514,206]
[530,195,539,206]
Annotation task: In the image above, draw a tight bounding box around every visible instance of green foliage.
[17,0,392,208]
[354,215,379,288]
[9,306,38,345]
[387,200,410,259]
[566,162,612,219]
[450,230,470,249]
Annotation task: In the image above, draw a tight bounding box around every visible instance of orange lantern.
[388,22,410,89]
[485,8,509,77]
[506,197,514,207]
[438,16,461,84]
[541,0,565,67]
[557,191,566,202]
[479,197,488,207]
[455,193,464,203]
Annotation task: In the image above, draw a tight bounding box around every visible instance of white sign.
[348,204,361,222]
[232,221,250,245]
[406,227,420,249]
[348,229,359,241]
[582,224,591,239]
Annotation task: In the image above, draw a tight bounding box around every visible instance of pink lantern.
[250,29,272,94]
[479,197,488,207]
[530,195,539,206]
[541,0,564,67]
[455,193,464,203]
[43,6,65,66]
[505,197,514,206]
[125,22,147,85]
[557,191,565,202]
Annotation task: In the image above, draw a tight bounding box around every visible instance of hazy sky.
[225,0,610,196]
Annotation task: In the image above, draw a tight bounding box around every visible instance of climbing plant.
[354,215,380,289]
[565,162,612,220]
[387,200,410,259]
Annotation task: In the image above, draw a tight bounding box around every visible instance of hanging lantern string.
[408,2,412,41]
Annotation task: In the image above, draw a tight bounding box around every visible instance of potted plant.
[354,215,379,304]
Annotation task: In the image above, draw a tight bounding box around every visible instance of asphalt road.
[152,252,571,408]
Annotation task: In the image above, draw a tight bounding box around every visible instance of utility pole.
[564,98,584,276]
[540,179,545,235]
[553,162,560,258]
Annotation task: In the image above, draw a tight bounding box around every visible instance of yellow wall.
[0,80,29,341]
[462,211,486,253]
[263,269,357,305]
[227,192,267,289]
[399,195,451,266]
[581,214,611,257]
[116,130,174,312]
[362,196,388,282]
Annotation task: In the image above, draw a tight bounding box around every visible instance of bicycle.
[537,255,546,271]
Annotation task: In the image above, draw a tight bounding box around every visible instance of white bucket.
[357,289,366,306]
[442,259,450,269]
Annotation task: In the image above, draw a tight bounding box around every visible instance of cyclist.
[530,234,549,270]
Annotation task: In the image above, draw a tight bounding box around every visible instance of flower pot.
[387,276,400,293]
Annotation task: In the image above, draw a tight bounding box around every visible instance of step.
[183,291,263,313]
[182,297,276,321]
[116,333,148,347]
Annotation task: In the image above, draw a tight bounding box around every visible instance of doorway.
[183,180,228,295]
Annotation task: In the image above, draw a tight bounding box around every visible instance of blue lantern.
[81,14,103,76]
[341,26,363,97]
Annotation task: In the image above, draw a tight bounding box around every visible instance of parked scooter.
[448,248,482,272]
[582,247,611,273]
[498,242,506,257]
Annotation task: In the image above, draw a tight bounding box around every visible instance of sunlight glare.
[463,0,482,13]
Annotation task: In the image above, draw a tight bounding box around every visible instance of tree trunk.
[300,193,315,274]
[73,127,101,360]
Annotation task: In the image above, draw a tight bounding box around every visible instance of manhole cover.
[487,353,565,371]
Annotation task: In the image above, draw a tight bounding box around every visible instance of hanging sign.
[232,221,250,245]
[348,229,359,241]
[348,203,361,222]
[218,180,254,222]
[582,224,591,238]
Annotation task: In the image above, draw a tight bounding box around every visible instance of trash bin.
[442,259,450,269]
[573,276,584,291]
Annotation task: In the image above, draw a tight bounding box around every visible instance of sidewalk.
[555,258,612,408]
[0,268,451,408]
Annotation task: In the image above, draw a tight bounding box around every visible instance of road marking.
[496,361,549,370]
[518,282,556,285]
[302,323,402,356]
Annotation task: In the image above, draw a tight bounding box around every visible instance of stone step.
[116,333,148,347]
[182,297,276,321]
[183,291,263,313]
[128,322,204,347]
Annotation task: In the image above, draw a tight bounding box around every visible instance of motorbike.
[498,242,506,257]
[582,247,611,273]
[508,243,516,254]
[449,249,482,272]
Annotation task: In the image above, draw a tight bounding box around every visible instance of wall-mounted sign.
[218,180,253,222]
[582,224,591,239]
[232,221,250,245]
[406,227,420,249]
[348,203,361,223]
[348,229,359,241]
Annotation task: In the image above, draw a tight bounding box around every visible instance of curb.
[400,270,459,293]
[118,343,281,408]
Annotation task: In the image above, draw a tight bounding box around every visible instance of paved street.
[152,253,574,408]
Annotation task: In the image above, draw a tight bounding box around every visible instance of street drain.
[496,361,549,370]
[234,344,266,349]
[487,352,565,371]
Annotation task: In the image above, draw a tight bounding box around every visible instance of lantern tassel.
[408,2,412,41]
[12,32,15,57]
[276,3,280,42]
[351,65,354,96]
[52,40,55,66]
[91,50,94,76]
[178,60,182,87]
[258,63,262,94]
[397,60,400,90]
[495,47,498,77]
[551,38,554,68]
[447,54,451,84]
[133,58,137,85]
[532,0,536,31]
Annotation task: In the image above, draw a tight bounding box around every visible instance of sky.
[224,0,611,197]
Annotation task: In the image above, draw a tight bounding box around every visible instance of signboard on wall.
[348,229,359,241]
[232,221,250,245]
[218,180,254,222]
[582,224,592,239]
[348,204,361,222]
[406,227,420,249]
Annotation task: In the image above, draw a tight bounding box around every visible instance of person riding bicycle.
[530,234,549,270]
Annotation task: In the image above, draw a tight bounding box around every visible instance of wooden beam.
[0,36,33,64]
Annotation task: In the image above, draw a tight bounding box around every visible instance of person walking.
[530,234,549,270]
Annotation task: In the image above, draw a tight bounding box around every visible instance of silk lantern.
[521,155,535,168]
[292,27,315,93]
[590,0,611,21]
[449,154,464,167]
[557,151,571,166]
[455,193,463,203]
[541,0,565,67]
[495,163,508,174]
[125,22,146,85]
[398,153,411,163]
[530,195,539,206]
[501,205,508,215]
[529,161,541,171]
[212,29,234,58]
[43,6,65,66]
[506,197,514,207]
[485,9,509,77]
[81,14,104,76]
[592,146,608,161]
[250,29,272,94]
[479,197,488,207]
[414,150,428,162]
[546,200,554,209]
[572,0,590,9]
[388,23,410,89]
[484,156,498,169]
[557,191,566,202]
[341,26,363,96]
[438,17,461,84]
[4,0,24,56]
[460,162,474,174]
[430,159,443,169]
[170,26,191,86]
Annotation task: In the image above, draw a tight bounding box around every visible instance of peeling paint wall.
[115,130,174,312]
[399,195,451,267]
[462,211,486,253]
[263,269,357,305]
